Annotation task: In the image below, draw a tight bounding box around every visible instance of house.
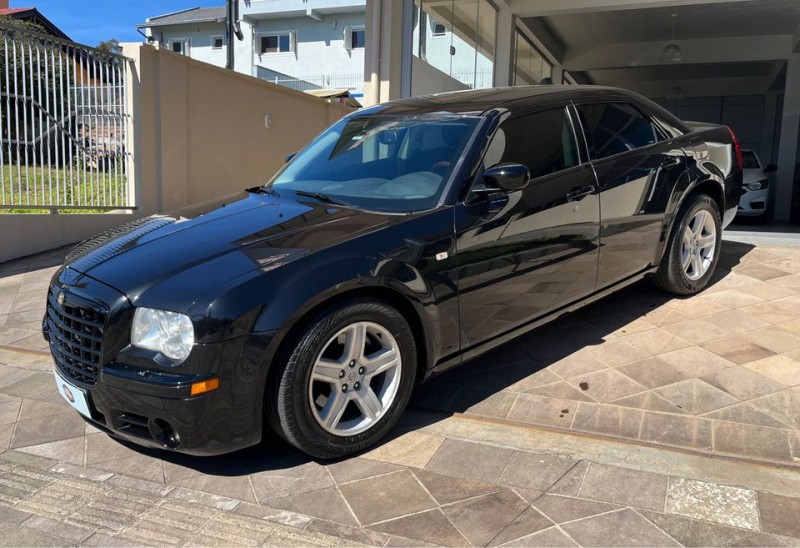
[139,2,367,99]
[0,6,71,39]
[138,0,503,102]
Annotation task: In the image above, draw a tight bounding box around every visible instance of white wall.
[411,56,470,97]
[149,22,228,69]
[238,13,365,80]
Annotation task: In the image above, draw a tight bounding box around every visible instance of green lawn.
[0,165,128,213]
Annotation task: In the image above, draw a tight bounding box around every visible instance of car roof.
[360,85,639,116]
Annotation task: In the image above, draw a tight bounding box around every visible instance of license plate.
[54,370,91,419]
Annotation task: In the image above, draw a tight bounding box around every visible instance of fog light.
[150,418,180,449]
[190,377,219,396]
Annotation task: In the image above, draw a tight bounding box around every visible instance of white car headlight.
[131,307,194,362]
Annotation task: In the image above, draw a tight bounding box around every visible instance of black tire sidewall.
[273,299,417,458]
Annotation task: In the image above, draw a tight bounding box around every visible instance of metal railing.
[0,21,133,211]
[256,66,364,97]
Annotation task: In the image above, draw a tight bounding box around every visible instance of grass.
[0,165,128,213]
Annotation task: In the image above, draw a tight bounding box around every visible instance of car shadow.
[97,239,756,476]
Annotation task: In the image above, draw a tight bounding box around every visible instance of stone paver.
[0,240,800,545]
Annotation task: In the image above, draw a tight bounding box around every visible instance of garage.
[364,0,800,224]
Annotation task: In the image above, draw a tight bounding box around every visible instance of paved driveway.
[0,237,799,546]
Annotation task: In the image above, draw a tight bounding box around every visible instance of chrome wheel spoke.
[312,359,343,383]
[697,233,715,249]
[691,210,706,236]
[681,249,692,271]
[690,253,701,276]
[363,348,399,376]
[354,387,383,420]
[342,323,367,363]
[321,391,349,430]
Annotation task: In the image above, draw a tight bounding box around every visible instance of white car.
[737,150,776,221]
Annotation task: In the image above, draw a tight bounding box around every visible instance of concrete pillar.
[494,6,514,87]
[774,54,800,221]
[761,91,779,164]
[551,65,564,84]
[363,0,407,107]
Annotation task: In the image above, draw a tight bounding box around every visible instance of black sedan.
[44,86,743,458]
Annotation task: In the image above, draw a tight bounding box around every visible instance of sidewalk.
[0,238,799,546]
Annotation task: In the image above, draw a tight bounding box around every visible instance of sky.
[9,0,223,46]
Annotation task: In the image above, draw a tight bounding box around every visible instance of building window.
[260,32,294,54]
[344,27,365,50]
[211,35,224,50]
[168,38,190,55]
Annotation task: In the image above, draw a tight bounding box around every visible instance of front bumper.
[44,268,276,456]
[737,188,768,216]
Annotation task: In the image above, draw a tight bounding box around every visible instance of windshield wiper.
[292,189,350,207]
[247,186,279,197]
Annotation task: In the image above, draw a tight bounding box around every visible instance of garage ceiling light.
[661,14,683,63]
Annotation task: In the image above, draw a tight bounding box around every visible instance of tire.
[653,193,722,295]
[266,298,417,459]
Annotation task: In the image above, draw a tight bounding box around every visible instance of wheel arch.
[263,283,432,397]
[656,176,725,264]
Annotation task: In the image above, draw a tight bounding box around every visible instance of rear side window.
[577,102,662,160]
[485,108,579,180]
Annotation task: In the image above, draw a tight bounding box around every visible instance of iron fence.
[0,20,133,211]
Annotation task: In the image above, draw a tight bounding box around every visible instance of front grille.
[47,286,106,386]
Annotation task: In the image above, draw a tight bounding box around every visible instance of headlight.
[131,307,194,362]
[745,179,768,191]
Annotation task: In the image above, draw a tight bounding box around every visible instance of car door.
[454,105,600,352]
[574,101,687,289]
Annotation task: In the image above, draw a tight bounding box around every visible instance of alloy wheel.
[308,321,402,436]
[681,209,716,281]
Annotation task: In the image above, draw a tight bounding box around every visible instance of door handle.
[566,185,594,202]
[661,156,682,169]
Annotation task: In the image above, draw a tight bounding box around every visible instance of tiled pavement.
[0,239,799,545]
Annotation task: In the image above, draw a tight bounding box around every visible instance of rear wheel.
[267,298,417,459]
[654,194,721,295]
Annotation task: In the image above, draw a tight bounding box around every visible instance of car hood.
[742,168,766,185]
[64,191,393,310]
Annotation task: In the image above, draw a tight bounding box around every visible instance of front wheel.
[266,298,417,459]
[654,194,722,295]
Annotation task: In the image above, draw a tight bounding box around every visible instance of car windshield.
[742,151,760,169]
[266,113,481,213]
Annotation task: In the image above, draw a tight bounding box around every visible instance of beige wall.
[0,1,7,9]
[127,43,351,214]
[0,43,351,263]
[0,213,137,263]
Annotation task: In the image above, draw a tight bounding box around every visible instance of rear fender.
[655,169,725,264]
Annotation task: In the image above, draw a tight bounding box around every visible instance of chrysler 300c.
[44,86,743,458]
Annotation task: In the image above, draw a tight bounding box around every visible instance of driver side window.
[486,108,579,180]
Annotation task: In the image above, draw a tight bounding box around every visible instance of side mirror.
[285,152,297,163]
[764,164,778,173]
[481,163,530,192]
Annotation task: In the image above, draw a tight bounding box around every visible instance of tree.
[96,39,121,55]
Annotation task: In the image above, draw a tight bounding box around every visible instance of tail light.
[726,126,743,171]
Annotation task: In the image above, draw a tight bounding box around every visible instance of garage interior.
[366,0,800,224]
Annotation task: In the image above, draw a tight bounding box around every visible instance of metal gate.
[0,20,133,211]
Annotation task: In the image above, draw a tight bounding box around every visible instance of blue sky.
[10,0,222,46]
